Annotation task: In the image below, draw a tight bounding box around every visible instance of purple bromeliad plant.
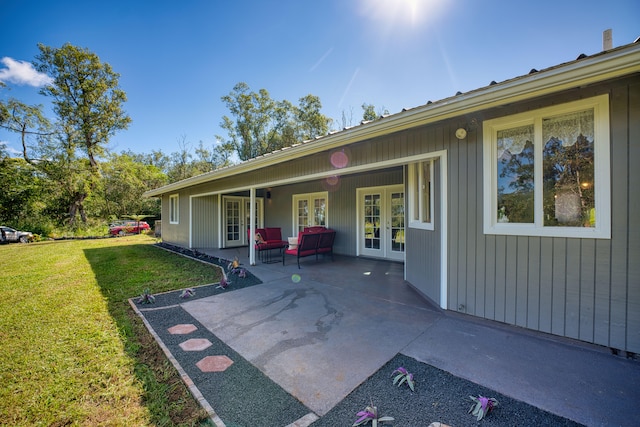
[469,395,498,420]
[216,276,230,290]
[136,288,155,304]
[353,404,394,426]
[180,288,195,299]
[391,366,415,391]
[227,256,247,278]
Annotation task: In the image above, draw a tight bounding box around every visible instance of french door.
[292,192,328,234]
[357,185,405,261]
[223,196,263,247]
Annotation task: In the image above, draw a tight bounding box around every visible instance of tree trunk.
[68,193,87,225]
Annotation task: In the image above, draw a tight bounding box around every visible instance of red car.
[109,221,150,236]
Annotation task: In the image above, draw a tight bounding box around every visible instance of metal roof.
[145,40,640,198]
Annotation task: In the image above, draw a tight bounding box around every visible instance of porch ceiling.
[188,153,437,199]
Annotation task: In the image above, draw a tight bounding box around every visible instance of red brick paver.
[196,355,234,372]
[168,324,198,334]
[179,338,213,351]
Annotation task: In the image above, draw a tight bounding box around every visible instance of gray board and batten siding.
[441,75,639,354]
[268,168,405,257]
[187,168,405,257]
[191,195,217,249]
[160,74,639,354]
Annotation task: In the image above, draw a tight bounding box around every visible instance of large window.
[292,192,328,234]
[408,160,434,230]
[483,95,610,238]
[169,194,179,224]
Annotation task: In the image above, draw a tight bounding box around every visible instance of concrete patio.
[156,246,640,426]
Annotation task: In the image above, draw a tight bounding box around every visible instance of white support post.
[249,188,256,265]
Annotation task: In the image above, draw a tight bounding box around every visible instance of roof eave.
[144,42,640,198]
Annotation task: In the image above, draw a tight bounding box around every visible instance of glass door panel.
[390,191,405,254]
[224,196,263,247]
[225,199,241,246]
[363,193,381,250]
[296,199,309,234]
[358,185,404,260]
[293,192,328,235]
[313,197,327,227]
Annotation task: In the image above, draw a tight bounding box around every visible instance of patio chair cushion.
[287,237,298,250]
[284,247,317,257]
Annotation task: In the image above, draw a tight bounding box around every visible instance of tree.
[39,123,97,224]
[219,82,276,161]
[362,103,377,122]
[0,94,66,231]
[218,82,331,161]
[119,149,172,176]
[165,135,201,182]
[87,152,165,220]
[296,94,331,141]
[193,140,234,174]
[337,106,356,130]
[0,82,7,127]
[334,103,388,131]
[0,157,47,228]
[361,103,389,122]
[0,98,52,161]
[33,43,131,224]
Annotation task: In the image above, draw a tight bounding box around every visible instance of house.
[144,40,640,355]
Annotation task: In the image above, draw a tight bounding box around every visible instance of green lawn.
[0,235,223,426]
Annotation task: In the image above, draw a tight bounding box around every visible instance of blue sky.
[1,0,638,157]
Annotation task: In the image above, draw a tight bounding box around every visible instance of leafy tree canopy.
[35,43,131,168]
[1,52,390,235]
[361,103,389,122]
[218,82,331,161]
[29,43,132,225]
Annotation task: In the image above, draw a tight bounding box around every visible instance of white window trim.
[292,191,329,235]
[483,94,611,239]
[169,194,179,224]
[408,161,435,231]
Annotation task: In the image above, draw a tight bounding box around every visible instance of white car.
[0,226,33,243]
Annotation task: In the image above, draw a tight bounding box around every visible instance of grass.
[0,235,222,426]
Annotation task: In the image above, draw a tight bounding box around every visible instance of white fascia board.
[144,43,640,198]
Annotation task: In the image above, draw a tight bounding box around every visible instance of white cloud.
[1,141,18,156]
[0,137,20,150]
[0,57,53,87]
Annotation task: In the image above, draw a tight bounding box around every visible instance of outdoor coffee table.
[259,243,287,264]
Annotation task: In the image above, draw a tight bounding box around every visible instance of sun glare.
[358,0,449,27]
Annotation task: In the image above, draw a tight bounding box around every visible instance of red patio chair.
[316,230,336,261]
[283,232,321,269]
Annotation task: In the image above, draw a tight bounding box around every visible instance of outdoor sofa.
[249,227,288,263]
[283,227,336,268]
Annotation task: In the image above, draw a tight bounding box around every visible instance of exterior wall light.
[455,128,467,140]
